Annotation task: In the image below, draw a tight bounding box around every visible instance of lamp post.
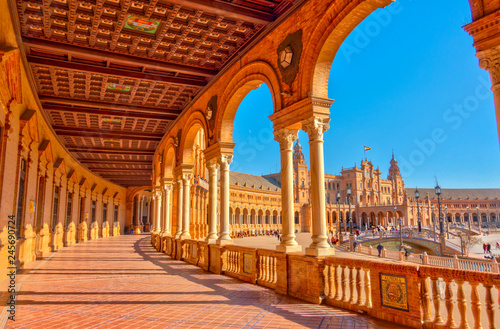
[476,205,480,230]
[415,188,421,233]
[399,217,403,251]
[431,205,436,242]
[445,205,449,239]
[435,184,444,237]
[336,190,341,237]
[394,205,397,230]
[347,186,352,235]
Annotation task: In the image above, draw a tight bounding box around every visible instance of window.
[103,203,107,223]
[15,159,27,236]
[114,205,118,223]
[52,186,60,232]
[66,193,73,228]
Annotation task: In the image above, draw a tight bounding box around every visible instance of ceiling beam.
[28,55,207,87]
[23,37,217,78]
[53,126,164,141]
[40,96,181,116]
[80,159,152,165]
[67,147,155,155]
[94,169,152,173]
[167,0,275,25]
[45,104,176,121]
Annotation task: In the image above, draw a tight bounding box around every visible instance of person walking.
[377,243,383,257]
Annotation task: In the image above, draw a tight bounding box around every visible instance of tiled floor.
[4,235,409,329]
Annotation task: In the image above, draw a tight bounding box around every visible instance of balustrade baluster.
[485,284,495,329]
[364,268,372,308]
[341,265,348,302]
[334,265,341,301]
[470,282,483,329]
[349,267,355,304]
[265,256,270,282]
[356,267,363,306]
[444,279,457,328]
[272,257,277,283]
[421,276,432,323]
[324,266,330,297]
[258,255,262,280]
[432,277,445,325]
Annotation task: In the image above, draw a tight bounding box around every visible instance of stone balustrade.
[153,234,500,329]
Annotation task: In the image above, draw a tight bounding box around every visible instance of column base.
[216,239,233,246]
[180,233,191,240]
[206,238,218,244]
[133,226,141,234]
[276,244,303,253]
[305,247,334,257]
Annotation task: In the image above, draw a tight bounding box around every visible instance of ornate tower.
[387,152,404,204]
[293,140,309,204]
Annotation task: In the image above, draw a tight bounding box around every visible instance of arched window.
[15,158,27,237]
[294,211,300,224]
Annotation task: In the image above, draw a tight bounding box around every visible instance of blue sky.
[231,0,500,189]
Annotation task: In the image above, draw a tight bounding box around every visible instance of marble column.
[162,183,172,236]
[180,174,192,239]
[155,190,162,233]
[206,159,218,243]
[174,177,183,239]
[302,117,332,256]
[274,129,301,252]
[217,154,232,244]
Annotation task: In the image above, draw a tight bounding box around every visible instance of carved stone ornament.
[206,104,213,120]
[277,29,303,86]
[477,47,500,85]
[274,129,298,150]
[207,95,218,134]
[302,117,330,140]
[217,154,233,171]
[183,174,193,185]
[206,158,218,174]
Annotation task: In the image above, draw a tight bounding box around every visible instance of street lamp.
[476,205,480,229]
[394,205,397,229]
[347,185,352,235]
[445,205,449,239]
[415,188,421,233]
[431,205,436,242]
[336,189,341,236]
[399,217,403,251]
[435,184,444,237]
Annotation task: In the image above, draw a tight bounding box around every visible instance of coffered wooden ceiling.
[14,0,296,187]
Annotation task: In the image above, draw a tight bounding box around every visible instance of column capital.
[217,154,232,171]
[206,158,218,173]
[182,173,193,185]
[274,129,299,150]
[301,116,330,140]
[477,46,500,87]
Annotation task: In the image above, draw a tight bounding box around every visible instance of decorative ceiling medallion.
[123,15,160,34]
[107,83,131,92]
[277,29,303,87]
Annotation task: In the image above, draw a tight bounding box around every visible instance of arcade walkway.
[4,235,408,329]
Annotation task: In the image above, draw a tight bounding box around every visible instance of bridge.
[353,230,462,256]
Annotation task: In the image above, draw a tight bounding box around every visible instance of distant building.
[226,141,500,234]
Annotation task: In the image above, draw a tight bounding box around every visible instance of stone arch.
[216,61,282,143]
[180,111,209,165]
[163,137,177,180]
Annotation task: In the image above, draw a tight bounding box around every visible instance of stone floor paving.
[3,234,409,329]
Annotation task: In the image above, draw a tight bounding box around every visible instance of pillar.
[134,195,141,233]
[217,154,232,245]
[274,129,301,253]
[180,174,192,239]
[155,189,162,233]
[302,116,332,256]
[206,159,218,243]
[162,181,172,236]
[174,177,183,239]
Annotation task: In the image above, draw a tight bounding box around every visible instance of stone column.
[206,159,218,243]
[180,174,193,239]
[155,190,162,233]
[217,155,232,244]
[174,177,183,239]
[134,195,141,233]
[274,129,301,253]
[140,196,145,227]
[302,116,332,256]
[162,182,172,236]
